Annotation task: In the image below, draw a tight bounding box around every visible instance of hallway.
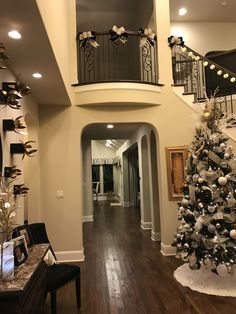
[45,201,236,313]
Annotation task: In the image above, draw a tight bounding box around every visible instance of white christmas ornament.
[218,176,227,185]
[229,229,236,239]
[198,178,204,184]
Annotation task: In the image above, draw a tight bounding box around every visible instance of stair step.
[172,84,185,87]
[183,92,195,95]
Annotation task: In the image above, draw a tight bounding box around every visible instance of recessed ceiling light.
[221,1,227,5]
[107,124,114,129]
[179,7,187,16]
[8,30,22,39]
[32,72,42,79]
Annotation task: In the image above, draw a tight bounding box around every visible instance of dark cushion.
[47,263,80,291]
[29,223,50,244]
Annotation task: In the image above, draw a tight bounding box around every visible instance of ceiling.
[0,0,71,106]
[1,0,236,147]
[170,0,236,22]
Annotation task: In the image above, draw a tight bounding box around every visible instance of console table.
[0,244,49,314]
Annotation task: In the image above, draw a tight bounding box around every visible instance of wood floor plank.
[44,201,236,314]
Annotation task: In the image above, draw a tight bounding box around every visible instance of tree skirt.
[174,263,236,297]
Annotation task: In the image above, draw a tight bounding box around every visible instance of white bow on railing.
[110,25,127,44]
[139,28,156,47]
[79,31,99,48]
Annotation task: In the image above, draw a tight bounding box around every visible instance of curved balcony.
[75,31,159,86]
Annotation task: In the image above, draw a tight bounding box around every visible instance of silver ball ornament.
[208,224,216,233]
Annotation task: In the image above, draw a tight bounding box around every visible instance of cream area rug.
[174,263,236,297]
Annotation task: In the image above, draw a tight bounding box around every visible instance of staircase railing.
[76,31,159,85]
[170,38,236,114]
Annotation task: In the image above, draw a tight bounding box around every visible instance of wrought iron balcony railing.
[76,31,158,85]
[171,43,236,114]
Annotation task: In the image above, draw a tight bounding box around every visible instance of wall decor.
[10,141,37,159]
[3,116,26,133]
[165,146,188,200]
[13,184,29,196]
[4,166,21,178]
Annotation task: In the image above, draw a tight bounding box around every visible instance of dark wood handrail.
[184,44,236,78]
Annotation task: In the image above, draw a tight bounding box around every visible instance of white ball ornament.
[220,143,226,148]
[198,178,204,184]
[230,229,236,239]
[218,176,227,185]
[182,198,189,206]
[192,174,199,182]
[224,153,230,159]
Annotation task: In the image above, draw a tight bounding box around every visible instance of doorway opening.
[81,122,161,241]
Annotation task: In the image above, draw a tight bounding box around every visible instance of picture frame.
[165,146,188,201]
[11,235,28,266]
[15,224,33,247]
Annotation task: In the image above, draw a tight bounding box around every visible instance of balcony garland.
[168,35,236,84]
[77,26,156,48]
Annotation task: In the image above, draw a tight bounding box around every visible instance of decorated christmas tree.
[173,94,236,277]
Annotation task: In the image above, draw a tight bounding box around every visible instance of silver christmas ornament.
[208,224,216,233]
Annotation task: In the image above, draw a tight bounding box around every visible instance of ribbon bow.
[168,36,184,48]
[109,25,127,44]
[139,28,156,47]
[79,31,99,48]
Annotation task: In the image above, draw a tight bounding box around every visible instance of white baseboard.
[160,242,176,256]
[82,215,94,222]
[141,220,152,230]
[151,231,161,241]
[55,248,85,262]
[122,201,130,207]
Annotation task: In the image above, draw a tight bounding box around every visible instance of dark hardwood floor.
[44,201,236,314]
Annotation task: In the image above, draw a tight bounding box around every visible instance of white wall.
[171,22,236,55]
[91,140,116,159]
